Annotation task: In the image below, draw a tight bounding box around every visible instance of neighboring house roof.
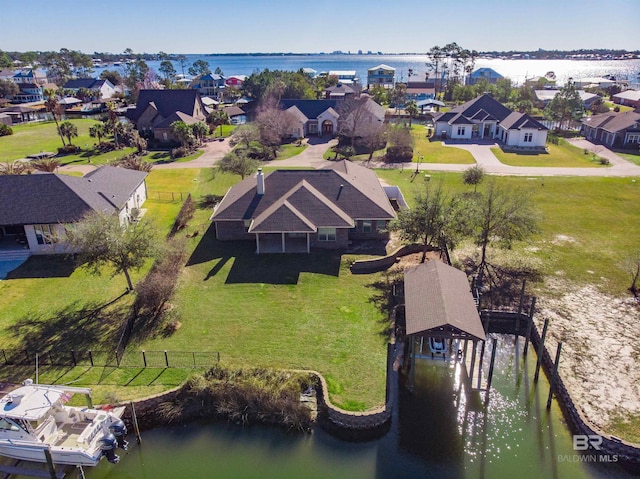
[404,261,486,341]
[63,78,109,90]
[534,89,600,104]
[280,99,339,119]
[469,68,503,79]
[581,110,640,134]
[368,64,395,72]
[154,111,200,129]
[434,93,546,131]
[612,90,640,102]
[212,161,395,229]
[127,89,205,123]
[325,84,355,96]
[222,105,245,117]
[0,166,147,226]
[500,111,547,130]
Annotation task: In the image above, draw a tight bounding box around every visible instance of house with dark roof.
[580,110,640,148]
[324,83,356,100]
[62,78,116,99]
[126,89,208,142]
[433,94,548,148]
[211,160,399,253]
[405,80,436,102]
[534,89,600,110]
[0,166,147,256]
[280,97,385,139]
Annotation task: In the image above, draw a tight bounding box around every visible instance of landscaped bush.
[97,141,117,152]
[385,145,414,163]
[0,124,13,136]
[57,145,80,155]
[547,133,560,145]
[199,194,224,208]
[170,146,189,159]
[157,367,316,431]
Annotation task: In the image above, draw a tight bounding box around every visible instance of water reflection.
[78,335,634,479]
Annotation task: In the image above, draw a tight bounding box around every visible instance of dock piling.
[534,318,549,382]
[486,338,498,393]
[130,401,142,444]
[469,341,478,386]
[546,342,563,409]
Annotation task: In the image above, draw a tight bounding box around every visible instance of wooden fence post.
[534,319,549,382]
[546,343,563,409]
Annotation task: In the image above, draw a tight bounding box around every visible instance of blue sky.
[1,0,638,54]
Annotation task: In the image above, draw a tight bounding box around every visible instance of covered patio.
[255,232,310,254]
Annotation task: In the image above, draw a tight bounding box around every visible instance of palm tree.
[59,121,78,146]
[405,100,419,127]
[44,89,65,147]
[206,110,230,138]
[89,123,106,143]
[170,120,196,148]
[190,121,209,144]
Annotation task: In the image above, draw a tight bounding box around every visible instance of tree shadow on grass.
[8,294,130,352]
[365,268,404,342]
[5,255,76,279]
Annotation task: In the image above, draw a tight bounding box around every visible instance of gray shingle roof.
[0,166,147,226]
[212,161,395,229]
[434,93,512,125]
[127,89,204,123]
[581,110,640,133]
[500,111,547,130]
[404,261,486,341]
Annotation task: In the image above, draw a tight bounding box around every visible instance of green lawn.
[0,119,137,166]
[275,143,307,160]
[321,124,476,164]
[376,169,640,295]
[491,139,606,167]
[617,151,640,166]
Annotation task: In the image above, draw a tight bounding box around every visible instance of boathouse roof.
[404,261,486,341]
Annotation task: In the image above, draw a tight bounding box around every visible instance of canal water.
[81,335,633,479]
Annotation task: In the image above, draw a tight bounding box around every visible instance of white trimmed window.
[318,228,336,241]
[34,224,56,245]
[524,132,533,142]
[362,220,372,233]
[457,126,466,136]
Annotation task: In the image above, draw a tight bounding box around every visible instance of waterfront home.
[126,89,208,142]
[534,89,601,110]
[190,73,225,98]
[466,68,504,85]
[580,109,640,148]
[280,97,385,139]
[405,80,436,102]
[225,75,247,88]
[612,90,640,109]
[367,64,396,89]
[223,105,246,125]
[0,166,147,256]
[328,70,358,85]
[62,78,117,100]
[324,83,356,100]
[433,94,548,148]
[211,161,398,253]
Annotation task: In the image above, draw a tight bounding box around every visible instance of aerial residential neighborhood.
[0,1,639,477]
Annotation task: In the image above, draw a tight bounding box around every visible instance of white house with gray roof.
[434,94,548,148]
[0,166,147,256]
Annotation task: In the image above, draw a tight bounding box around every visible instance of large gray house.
[211,160,402,254]
[0,166,147,256]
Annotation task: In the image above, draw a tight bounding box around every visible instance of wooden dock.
[0,459,77,479]
[461,340,488,392]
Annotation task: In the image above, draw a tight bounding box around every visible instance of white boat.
[0,380,127,466]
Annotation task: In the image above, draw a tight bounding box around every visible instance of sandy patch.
[551,234,577,245]
[537,279,640,430]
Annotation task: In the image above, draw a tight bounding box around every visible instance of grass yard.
[0,119,137,165]
[617,151,640,166]
[376,169,640,295]
[491,139,606,167]
[275,142,307,160]
[321,124,476,164]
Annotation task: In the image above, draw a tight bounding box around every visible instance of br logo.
[573,435,602,451]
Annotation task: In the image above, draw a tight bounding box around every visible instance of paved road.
[59,137,640,177]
